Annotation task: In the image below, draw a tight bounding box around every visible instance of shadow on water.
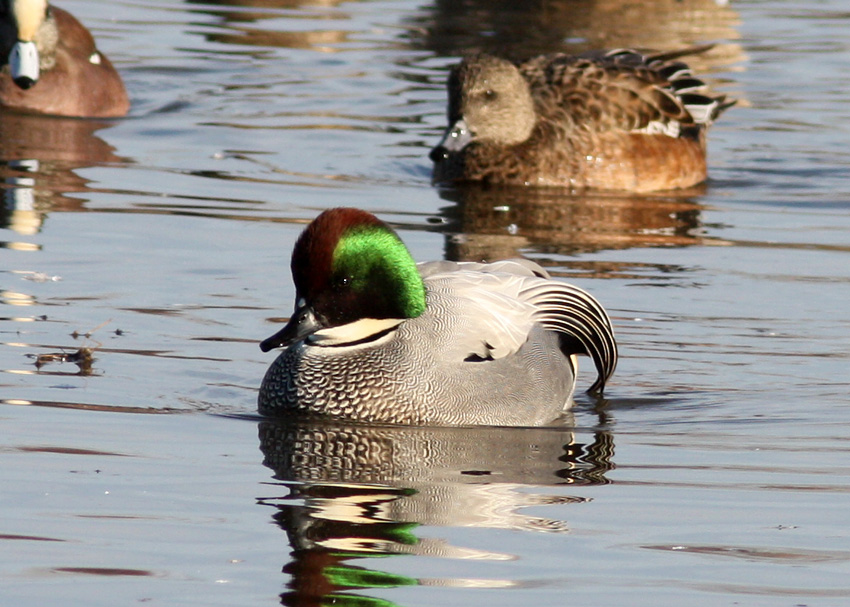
[257,417,614,604]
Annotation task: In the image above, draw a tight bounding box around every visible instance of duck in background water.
[0,0,129,117]
[258,207,617,426]
[431,46,734,192]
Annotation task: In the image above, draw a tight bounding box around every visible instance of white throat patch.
[308,317,403,346]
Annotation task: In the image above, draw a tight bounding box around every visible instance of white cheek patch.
[10,41,40,89]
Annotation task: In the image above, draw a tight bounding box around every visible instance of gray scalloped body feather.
[259,259,616,426]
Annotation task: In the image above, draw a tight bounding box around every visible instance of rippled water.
[2,0,850,604]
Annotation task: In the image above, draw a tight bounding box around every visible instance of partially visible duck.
[258,207,618,427]
[0,0,129,117]
[430,46,734,192]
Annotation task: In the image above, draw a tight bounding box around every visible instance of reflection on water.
[186,0,743,63]
[0,112,124,238]
[186,0,355,52]
[436,183,710,262]
[405,0,742,66]
[258,418,614,603]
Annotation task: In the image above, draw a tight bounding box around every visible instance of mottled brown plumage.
[431,47,734,192]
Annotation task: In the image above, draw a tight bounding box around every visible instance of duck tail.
[599,45,735,128]
[649,46,736,126]
[521,281,618,394]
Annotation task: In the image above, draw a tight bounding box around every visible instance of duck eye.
[333,275,351,291]
[484,89,497,100]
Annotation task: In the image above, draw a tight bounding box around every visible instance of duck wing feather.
[418,260,617,393]
[520,45,732,137]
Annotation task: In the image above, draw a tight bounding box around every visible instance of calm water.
[2,0,850,605]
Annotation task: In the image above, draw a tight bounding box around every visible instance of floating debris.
[33,347,94,375]
[71,319,112,340]
[13,270,62,283]
[31,321,111,376]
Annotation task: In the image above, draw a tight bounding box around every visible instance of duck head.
[430,54,536,162]
[6,0,49,89]
[260,208,427,351]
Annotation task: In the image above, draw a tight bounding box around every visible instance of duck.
[258,207,618,427]
[0,0,129,117]
[430,46,734,192]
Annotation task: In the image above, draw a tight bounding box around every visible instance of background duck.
[258,207,618,427]
[0,0,129,117]
[431,46,734,192]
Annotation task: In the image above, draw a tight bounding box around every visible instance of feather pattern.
[431,45,735,191]
[260,257,617,426]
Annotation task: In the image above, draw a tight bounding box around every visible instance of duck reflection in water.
[0,112,124,236]
[184,0,353,51]
[257,417,614,605]
[406,0,740,60]
[436,182,710,265]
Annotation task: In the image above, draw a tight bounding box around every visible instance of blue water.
[2,0,850,605]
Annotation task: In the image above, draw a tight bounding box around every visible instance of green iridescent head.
[291,208,426,328]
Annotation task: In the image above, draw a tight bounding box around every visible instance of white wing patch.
[635,119,681,137]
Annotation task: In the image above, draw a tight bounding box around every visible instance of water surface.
[2,0,850,605]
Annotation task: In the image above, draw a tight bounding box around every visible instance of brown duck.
[0,0,129,117]
[431,46,734,192]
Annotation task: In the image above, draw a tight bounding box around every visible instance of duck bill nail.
[438,119,473,153]
[10,41,40,89]
[259,306,321,352]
